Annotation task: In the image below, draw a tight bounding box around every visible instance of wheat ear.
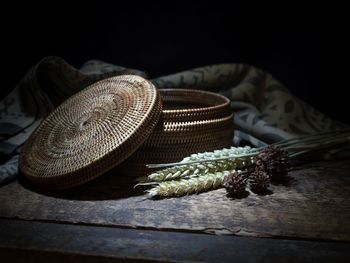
[147,146,257,182]
[147,171,231,197]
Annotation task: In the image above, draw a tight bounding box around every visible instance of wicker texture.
[20,75,162,189]
[120,89,234,175]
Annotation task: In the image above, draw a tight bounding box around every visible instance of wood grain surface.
[1,160,349,241]
[1,219,349,263]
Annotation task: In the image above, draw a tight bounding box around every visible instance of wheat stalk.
[147,157,254,182]
[143,129,350,198]
[147,171,231,197]
[147,146,257,182]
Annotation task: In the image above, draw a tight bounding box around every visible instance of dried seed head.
[223,171,247,196]
[256,146,289,180]
[249,169,271,193]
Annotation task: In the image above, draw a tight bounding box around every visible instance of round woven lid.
[20,75,162,189]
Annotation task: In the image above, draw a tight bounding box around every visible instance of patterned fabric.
[153,64,347,146]
[0,57,347,186]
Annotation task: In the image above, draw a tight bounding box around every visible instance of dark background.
[2,2,349,123]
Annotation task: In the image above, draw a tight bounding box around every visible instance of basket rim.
[160,88,230,114]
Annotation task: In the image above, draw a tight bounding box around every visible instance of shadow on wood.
[18,168,146,201]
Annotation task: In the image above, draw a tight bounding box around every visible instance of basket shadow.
[18,168,147,201]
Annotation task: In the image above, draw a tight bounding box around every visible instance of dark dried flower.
[255,145,289,180]
[223,171,247,196]
[249,169,271,193]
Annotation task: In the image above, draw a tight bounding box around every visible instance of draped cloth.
[0,56,346,185]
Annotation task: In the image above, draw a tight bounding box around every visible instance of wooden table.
[1,160,350,262]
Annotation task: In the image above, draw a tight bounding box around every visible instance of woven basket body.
[120,89,234,175]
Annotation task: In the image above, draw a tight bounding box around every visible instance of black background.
[2,2,349,123]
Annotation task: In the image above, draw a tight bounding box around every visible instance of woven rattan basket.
[20,75,234,189]
[120,89,234,175]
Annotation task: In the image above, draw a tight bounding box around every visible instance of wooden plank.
[1,218,349,263]
[0,160,350,241]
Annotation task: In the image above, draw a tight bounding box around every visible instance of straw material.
[120,89,234,175]
[20,75,162,189]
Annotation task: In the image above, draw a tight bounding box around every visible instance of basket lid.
[19,75,162,189]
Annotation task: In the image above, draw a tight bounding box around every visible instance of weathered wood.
[0,160,350,241]
[1,218,349,263]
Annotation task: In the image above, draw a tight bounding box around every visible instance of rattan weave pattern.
[161,89,232,121]
[20,75,162,189]
[120,89,234,175]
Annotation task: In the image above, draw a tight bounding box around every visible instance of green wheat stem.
[146,152,258,169]
[270,129,350,149]
[284,134,350,154]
